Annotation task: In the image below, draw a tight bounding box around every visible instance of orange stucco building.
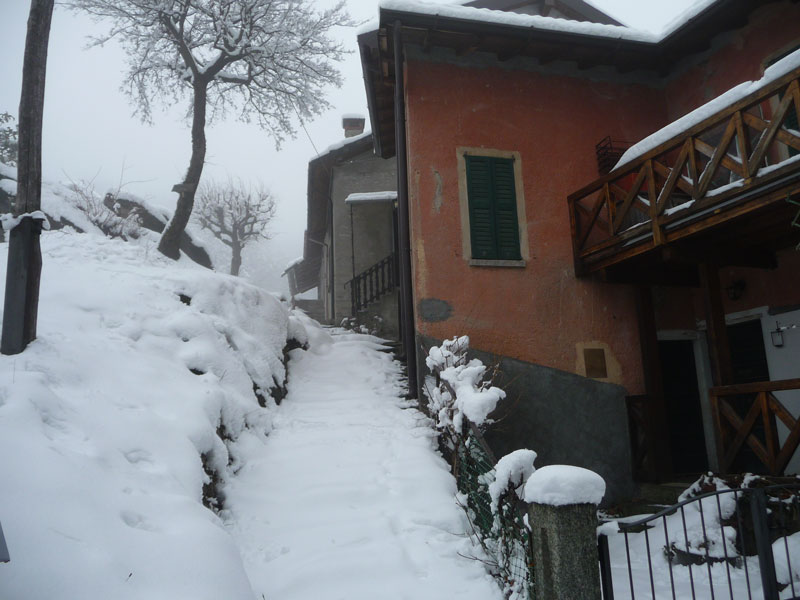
[359,0,800,500]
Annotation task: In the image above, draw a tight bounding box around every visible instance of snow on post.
[526,465,605,599]
[524,465,606,507]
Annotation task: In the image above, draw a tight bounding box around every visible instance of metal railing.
[346,252,397,315]
[599,484,800,599]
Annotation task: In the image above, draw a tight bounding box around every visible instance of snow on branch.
[425,335,505,437]
[67,0,353,145]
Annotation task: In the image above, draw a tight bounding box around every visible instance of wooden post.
[1,0,55,355]
[699,262,734,473]
[698,262,733,386]
[635,285,672,480]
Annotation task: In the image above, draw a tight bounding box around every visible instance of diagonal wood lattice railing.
[569,66,800,275]
[710,378,800,475]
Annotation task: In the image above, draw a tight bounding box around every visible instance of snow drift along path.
[225,328,503,599]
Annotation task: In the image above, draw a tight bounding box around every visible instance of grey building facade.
[287,118,399,339]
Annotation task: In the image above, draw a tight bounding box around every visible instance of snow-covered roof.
[312,130,372,162]
[380,0,657,43]
[615,48,800,169]
[284,256,304,270]
[656,0,717,40]
[344,191,397,204]
[381,0,725,44]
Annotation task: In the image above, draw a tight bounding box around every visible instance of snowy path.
[225,330,502,599]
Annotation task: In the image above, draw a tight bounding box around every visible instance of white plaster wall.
[760,308,800,473]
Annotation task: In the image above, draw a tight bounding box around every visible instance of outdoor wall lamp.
[725,280,746,301]
[772,322,785,347]
[771,321,798,347]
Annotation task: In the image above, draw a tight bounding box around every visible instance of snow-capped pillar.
[524,466,605,600]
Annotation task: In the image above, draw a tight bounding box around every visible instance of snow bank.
[524,465,605,506]
[0,229,291,600]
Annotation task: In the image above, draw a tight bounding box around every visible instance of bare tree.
[68,0,350,260]
[196,179,275,276]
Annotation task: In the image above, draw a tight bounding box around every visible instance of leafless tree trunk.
[158,82,207,259]
[1,0,54,355]
[230,229,242,276]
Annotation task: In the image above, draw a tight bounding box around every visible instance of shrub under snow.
[425,335,505,435]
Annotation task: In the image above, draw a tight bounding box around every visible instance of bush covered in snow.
[424,335,505,443]
[424,336,536,599]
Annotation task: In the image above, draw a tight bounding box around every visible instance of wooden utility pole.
[1,0,55,355]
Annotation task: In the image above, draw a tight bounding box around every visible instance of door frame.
[657,329,717,471]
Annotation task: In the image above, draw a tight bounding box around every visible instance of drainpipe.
[393,20,418,399]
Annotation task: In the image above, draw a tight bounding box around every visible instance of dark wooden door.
[660,340,709,474]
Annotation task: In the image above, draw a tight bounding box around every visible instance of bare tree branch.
[195,178,276,275]
[66,0,351,259]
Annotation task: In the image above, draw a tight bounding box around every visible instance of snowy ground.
[0,229,288,599]
[0,219,501,598]
[224,327,503,600]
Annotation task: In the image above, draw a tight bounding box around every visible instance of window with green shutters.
[465,155,522,261]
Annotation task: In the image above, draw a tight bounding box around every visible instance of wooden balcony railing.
[569,67,800,275]
[710,378,800,475]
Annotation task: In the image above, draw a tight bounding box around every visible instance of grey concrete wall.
[330,149,398,336]
[417,334,637,504]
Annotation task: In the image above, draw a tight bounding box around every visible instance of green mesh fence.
[454,432,534,599]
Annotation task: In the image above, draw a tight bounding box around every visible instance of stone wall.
[417,334,636,504]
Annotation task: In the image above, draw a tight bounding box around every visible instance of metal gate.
[598,485,800,599]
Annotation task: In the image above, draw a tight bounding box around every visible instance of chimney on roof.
[342,115,365,138]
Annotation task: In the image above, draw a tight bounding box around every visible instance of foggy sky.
[0,0,693,292]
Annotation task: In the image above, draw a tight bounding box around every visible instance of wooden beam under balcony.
[568,66,800,278]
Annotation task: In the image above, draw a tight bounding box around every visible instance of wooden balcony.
[710,378,800,475]
[569,67,800,281]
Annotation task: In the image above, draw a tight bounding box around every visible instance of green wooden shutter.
[491,157,521,260]
[466,155,498,259]
[465,155,521,260]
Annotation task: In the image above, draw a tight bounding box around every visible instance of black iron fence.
[598,484,800,599]
[346,252,396,316]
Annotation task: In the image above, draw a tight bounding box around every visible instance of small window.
[465,155,522,261]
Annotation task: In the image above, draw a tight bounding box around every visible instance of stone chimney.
[342,115,365,138]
